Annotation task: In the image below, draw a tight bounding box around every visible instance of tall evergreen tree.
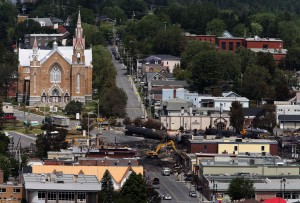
[229,101,244,133]
[101,170,114,203]
[120,171,147,203]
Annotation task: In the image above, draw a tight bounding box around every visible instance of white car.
[189,191,197,197]
[164,194,172,200]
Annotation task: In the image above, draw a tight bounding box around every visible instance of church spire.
[73,11,84,49]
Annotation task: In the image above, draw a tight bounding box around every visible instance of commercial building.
[23,173,101,203]
[31,165,144,190]
[187,137,278,155]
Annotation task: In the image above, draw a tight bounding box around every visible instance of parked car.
[164,194,172,200]
[189,191,197,197]
[152,177,160,185]
[4,115,16,120]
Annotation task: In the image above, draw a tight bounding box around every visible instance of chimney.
[73,175,78,182]
[0,170,3,184]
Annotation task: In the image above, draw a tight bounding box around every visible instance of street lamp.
[87,112,97,148]
[281,178,286,199]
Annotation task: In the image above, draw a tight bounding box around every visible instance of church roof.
[18,46,92,67]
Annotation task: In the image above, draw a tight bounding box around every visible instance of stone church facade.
[18,12,92,106]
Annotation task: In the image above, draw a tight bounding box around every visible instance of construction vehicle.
[146,140,177,158]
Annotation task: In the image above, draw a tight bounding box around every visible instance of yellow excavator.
[146,140,177,158]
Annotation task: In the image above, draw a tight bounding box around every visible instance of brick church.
[17,11,92,106]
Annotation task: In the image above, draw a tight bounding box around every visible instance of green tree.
[64,100,83,116]
[102,6,127,25]
[236,47,256,73]
[229,101,244,133]
[119,0,147,19]
[100,86,127,118]
[240,65,275,100]
[187,50,224,94]
[278,20,300,48]
[227,177,255,201]
[206,18,226,36]
[0,131,9,154]
[181,41,215,69]
[100,170,114,203]
[256,52,277,76]
[120,171,147,203]
[92,45,116,96]
[0,155,11,181]
[142,119,162,130]
[0,2,18,46]
[233,23,249,37]
[253,105,276,133]
[0,98,4,130]
[82,23,104,47]
[35,129,68,159]
[152,25,184,56]
[250,22,263,36]
[282,46,300,71]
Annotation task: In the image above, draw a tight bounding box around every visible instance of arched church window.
[77,52,81,63]
[76,73,80,93]
[33,74,37,93]
[50,66,61,83]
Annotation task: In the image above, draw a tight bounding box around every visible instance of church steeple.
[73,11,84,49]
[72,11,85,64]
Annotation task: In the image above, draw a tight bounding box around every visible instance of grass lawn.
[3,120,43,135]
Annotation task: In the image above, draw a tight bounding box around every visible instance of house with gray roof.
[28,17,54,27]
[142,54,180,73]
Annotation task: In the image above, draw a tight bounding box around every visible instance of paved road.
[13,109,78,129]
[7,131,36,148]
[142,157,201,203]
[147,167,199,203]
[108,46,143,119]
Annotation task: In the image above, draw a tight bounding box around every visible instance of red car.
[4,115,16,120]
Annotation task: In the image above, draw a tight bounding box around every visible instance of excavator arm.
[146,140,177,157]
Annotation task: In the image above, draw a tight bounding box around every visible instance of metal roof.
[23,173,101,191]
[18,46,92,67]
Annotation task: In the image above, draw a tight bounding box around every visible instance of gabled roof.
[162,98,193,111]
[222,91,241,97]
[50,16,64,24]
[153,54,181,60]
[32,165,144,184]
[28,17,53,27]
[151,80,187,87]
[143,55,181,63]
[144,72,167,82]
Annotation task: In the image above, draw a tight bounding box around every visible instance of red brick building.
[218,37,245,51]
[185,33,216,44]
[185,32,288,62]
